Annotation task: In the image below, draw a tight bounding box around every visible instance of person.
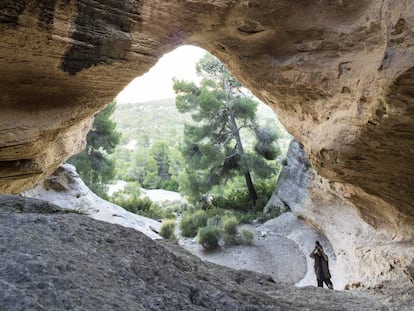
[310,241,333,289]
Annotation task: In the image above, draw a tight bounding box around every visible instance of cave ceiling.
[0,0,413,230]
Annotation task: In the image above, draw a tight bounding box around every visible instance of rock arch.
[1,0,413,291]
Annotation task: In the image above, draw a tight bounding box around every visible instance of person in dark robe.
[310,241,333,289]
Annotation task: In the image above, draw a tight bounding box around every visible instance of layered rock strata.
[266,140,413,305]
[1,1,413,229]
[0,0,413,299]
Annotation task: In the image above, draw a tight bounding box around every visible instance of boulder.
[0,196,394,310]
[22,164,161,239]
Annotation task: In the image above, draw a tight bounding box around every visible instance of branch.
[223,150,239,161]
[211,130,232,145]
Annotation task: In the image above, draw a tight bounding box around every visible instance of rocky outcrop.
[267,140,414,306]
[1,0,413,231]
[0,195,394,310]
[22,164,161,239]
[0,0,413,305]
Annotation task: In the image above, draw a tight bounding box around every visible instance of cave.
[0,0,413,309]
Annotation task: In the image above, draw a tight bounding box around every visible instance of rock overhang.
[0,0,413,231]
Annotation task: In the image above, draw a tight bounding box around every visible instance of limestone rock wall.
[268,140,414,297]
[0,0,413,293]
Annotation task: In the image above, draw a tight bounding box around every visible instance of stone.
[0,195,394,310]
[266,140,414,306]
[0,0,413,233]
[22,164,161,240]
[0,1,413,307]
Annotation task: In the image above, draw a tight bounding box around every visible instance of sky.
[116,45,206,104]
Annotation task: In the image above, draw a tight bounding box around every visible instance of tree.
[150,141,172,184]
[68,102,120,198]
[173,54,280,206]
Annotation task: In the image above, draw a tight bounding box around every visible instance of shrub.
[163,207,177,220]
[111,194,164,220]
[197,226,220,250]
[179,210,208,237]
[146,203,165,220]
[222,216,238,235]
[160,219,177,242]
[207,215,222,227]
[211,191,251,211]
[222,232,236,246]
[234,211,258,224]
[239,229,254,245]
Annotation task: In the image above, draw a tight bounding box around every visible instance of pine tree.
[173,54,280,205]
[68,102,120,198]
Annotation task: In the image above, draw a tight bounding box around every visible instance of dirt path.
[178,213,337,287]
[179,226,306,284]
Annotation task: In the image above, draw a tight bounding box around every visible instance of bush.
[180,210,208,237]
[222,216,238,235]
[222,232,236,246]
[163,207,177,220]
[197,226,220,250]
[211,190,251,211]
[239,229,254,245]
[160,219,177,242]
[207,215,221,227]
[111,194,164,220]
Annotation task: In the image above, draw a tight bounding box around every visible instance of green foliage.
[160,219,177,242]
[209,175,277,214]
[163,207,177,220]
[240,229,254,245]
[110,183,164,220]
[235,211,260,224]
[211,189,250,212]
[174,53,281,206]
[253,178,279,209]
[222,216,238,236]
[207,215,222,227]
[87,103,120,154]
[109,99,190,191]
[180,207,255,249]
[68,102,121,198]
[221,215,239,246]
[177,169,210,204]
[179,210,208,237]
[197,225,220,250]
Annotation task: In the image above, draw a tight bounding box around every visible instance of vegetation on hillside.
[68,52,292,250]
[67,102,120,198]
[110,99,189,191]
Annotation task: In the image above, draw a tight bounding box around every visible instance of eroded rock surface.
[266,140,414,307]
[0,0,413,306]
[1,0,413,229]
[0,195,390,310]
[22,164,161,239]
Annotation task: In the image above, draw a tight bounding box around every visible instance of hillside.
[113,98,290,152]
[109,97,291,196]
[113,98,191,148]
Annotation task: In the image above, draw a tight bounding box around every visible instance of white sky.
[116,45,206,104]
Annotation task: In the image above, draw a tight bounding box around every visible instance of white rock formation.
[266,140,414,301]
[22,164,161,240]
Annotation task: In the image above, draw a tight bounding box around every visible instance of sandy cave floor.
[178,224,309,286]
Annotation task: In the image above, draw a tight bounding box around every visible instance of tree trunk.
[228,109,258,205]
